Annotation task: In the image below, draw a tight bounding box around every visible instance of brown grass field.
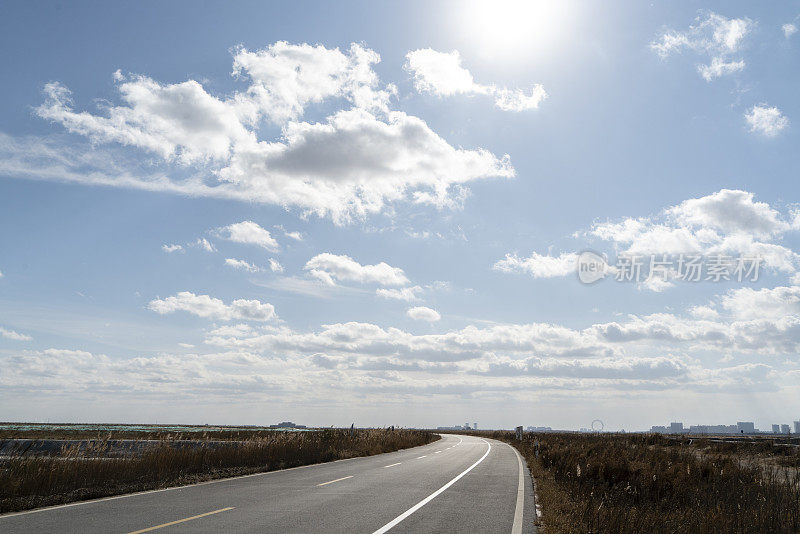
[0,427,437,513]
[472,430,800,533]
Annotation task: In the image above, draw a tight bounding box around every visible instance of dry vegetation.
[478,431,800,533]
[0,428,436,513]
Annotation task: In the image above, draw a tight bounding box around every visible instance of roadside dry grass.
[472,430,800,533]
[0,428,436,513]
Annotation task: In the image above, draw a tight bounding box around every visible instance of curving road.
[0,434,537,533]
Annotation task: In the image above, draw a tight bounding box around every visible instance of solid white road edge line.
[371,438,492,534]
[383,463,402,468]
[508,443,526,534]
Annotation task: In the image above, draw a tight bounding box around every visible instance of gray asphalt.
[0,434,537,533]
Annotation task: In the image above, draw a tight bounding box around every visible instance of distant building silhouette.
[736,422,755,434]
[268,421,307,429]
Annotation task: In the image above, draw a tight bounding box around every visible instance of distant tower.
[473,422,477,430]
[795,421,800,434]
[772,424,781,433]
[465,422,470,430]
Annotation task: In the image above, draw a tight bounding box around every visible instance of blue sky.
[1,1,800,430]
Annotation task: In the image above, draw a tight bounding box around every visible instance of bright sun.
[460,0,572,59]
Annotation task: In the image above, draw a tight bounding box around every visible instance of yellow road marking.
[126,507,234,534]
[317,475,353,486]
[383,462,402,468]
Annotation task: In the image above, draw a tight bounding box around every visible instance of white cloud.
[0,270,4,277]
[689,305,719,320]
[225,258,261,272]
[162,244,184,253]
[37,77,253,165]
[745,105,789,137]
[493,252,578,278]
[720,286,800,320]
[215,221,278,251]
[268,258,284,273]
[8,287,799,403]
[0,327,32,341]
[697,57,745,81]
[650,12,753,80]
[590,189,799,272]
[148,291,276,322]
[783,23,798,39]
[231,41,395,122]
[304,253,409,286]
[405,49,546,111]
[191,238,217,252]
[376,286,423,302]
[275,225,304,241]
[406,306,441,322]
[12,42,515,223]
[495,190,800,288]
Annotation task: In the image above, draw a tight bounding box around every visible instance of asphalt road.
[0,434,537,533]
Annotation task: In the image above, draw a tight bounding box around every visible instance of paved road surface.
[0,434,536,533]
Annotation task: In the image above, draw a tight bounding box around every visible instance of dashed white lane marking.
[371,439,492,534]
[126,507,234,534]
[416,455,427,459]
[383,463,402,468]
[434,451,442,454]
[317,475,353,487]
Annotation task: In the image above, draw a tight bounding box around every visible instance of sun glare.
[460,0,572,59]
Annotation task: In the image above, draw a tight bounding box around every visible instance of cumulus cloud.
[231,41,395,122]
[195,293,799,394]
[783,23,798,39]
[494,190,800,289]
[225,258,261,272]
[162,244,184,253]
[493,252,578,278]
[7,285,798,403]
[591,189,799,272]
[275,225,304,241]
[148,291,276,322]
[720,286,800,320]
[376,285,423,302]
[407,306,441,322]
[304,253,409,286]
[0,327,32,341]
[745,105,789,137]
[268,258,284,273]
[404,49,546,111]
[10,42,515,223]
[191,237,217,252]
[650,11,753,81]
[215,221,278,251]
